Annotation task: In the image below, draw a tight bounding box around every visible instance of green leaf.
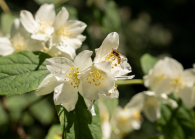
[0,51,51,96]
[100,98,118,118]
[102,1,120,33]
[146,136,165,139]
[155,99,195,139]
[1,13,18,35]
[140,53,159,74]
[45,124,62,139]
[55,94,102,139]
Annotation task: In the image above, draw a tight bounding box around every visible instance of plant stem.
[115,79,144,85]
[0,0,11,13]
[53,0,69,7]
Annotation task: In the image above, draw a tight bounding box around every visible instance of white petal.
[77,35,86,42]
[0,37,14,56]
[56,45,76,60]
[183,69,195,87]
[115,75,134,80]
[54,7,69,31]
[26,38,44,51]
[65,20,87,37]
[36,74,57,96]
[46,57,74,79]
[54,79,78,104]
[102,121,111,139]
[94,32,119,62]
[62,37,83,49]
[94,61,112,74]
[131,120,141,130]
[125,93,144,110]
[174,87,194,108]
[62,93,78,112]
[74,50,93,71]
[163,57,183,78]
[159,94,178,108]
[20,10,37,33]
[143,97,161,122]
[31,33,52,41]
[154,78,172,95]
[35,4,55,23]
[10,18,20,38]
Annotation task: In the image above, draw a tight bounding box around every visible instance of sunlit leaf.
[102,1,120,33]
[100,98,118,118]
[45,124,62,139]
[140,53,158,74]
[55,94,102,139]
[0,51,51,96]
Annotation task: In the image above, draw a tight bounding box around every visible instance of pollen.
[86,70,104,86]
[38,17,52,34]
[64,66,80,88]
[58,25,73,38]
[11,37,25,52]
[170,76,185,93]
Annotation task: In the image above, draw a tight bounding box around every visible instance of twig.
[0,0,11,13]
[115,79,144,85]
[16,95,49,139]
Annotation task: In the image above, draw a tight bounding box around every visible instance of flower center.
[156,74,167,83]
[170,76,185,92]
[38,17,52,34]
[133,110,142,121]
[10,37,25,52]
[58,25,73,38]
[145,98,158,109]
[86,70,104,86]
[118,116,129,124]
[104,52,119,69]
[65,66,80,88]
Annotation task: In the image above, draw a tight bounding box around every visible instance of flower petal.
[56,45,76,60]
[20,10,37,33]
[174,87,194,108]
[74,50,93,71]
[54,7,69,31]
[65,20,87,37]
[94,32,119,63]
[183,69,195,87]
[62,93,78,112]
[125,93,144,110]
[159,94,178,108]
[94,61,112,74]
[26,38,44,51]
[163,57,183,78]
[46,57,74,79]
[54,79,78,104]
[143,96,161,122]
[0,37,14,56]
[35,3,55,23]
[36,74,57,96]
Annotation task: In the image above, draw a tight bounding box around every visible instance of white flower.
[144,57,195,107]
[111,106,142,135]
[78,61,115,101]
[94,32,133,80]
[98,101,112,139]
[0,18,43,56]
[36,50,94,112]
[20,3,55,41]
[126,91,178,122]
[48,7,87,60]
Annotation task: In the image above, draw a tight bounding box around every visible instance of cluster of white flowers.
[36,32,133,113]
[0,4,86,59]
[126,57,195,122]
[98,100,142,139]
